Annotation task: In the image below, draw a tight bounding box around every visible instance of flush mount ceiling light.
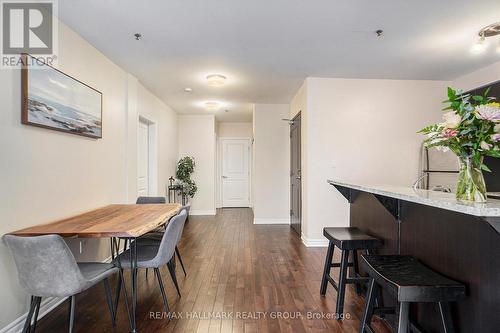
[184,87,192,92]
[471,22,500,54]
[204,101,220,111]
[206,74,227,87]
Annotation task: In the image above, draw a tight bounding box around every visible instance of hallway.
[36,209,390,332]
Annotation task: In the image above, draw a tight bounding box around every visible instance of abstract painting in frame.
[21,54,103,139]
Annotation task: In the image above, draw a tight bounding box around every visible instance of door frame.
[218,137,252,208]
[290,112,302,234]
[138,115,158,196]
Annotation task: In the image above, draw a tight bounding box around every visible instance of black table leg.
[129,237,138,333]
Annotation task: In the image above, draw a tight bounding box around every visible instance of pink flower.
[475,104,500,122]
[480,141,492,150]
[442,128,458,138]
[492,134,500,142]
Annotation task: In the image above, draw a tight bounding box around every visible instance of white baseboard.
[0,254,116,333]
[189,209,216,216]
[301,235,329,247]
[0,296,67,333]
[253,218,290,225]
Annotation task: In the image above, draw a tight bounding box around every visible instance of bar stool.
[360,255,466,333]
[320,227,382,319]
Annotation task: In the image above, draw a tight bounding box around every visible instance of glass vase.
[455,156,487,203]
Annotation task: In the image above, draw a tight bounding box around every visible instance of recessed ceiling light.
[184,87,192,92]
[205,102,220,111]
[206,74,227,87]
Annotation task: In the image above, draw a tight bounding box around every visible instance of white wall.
[218,122,253,138]
[452,60,500,91]
[253,104,290,224]
[0,21,178,331]
[293,78,449,245]
[178,115,216,215]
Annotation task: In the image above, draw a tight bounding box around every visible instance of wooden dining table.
[10,203,182,333]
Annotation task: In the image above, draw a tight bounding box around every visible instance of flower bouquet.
[419,87,500,202]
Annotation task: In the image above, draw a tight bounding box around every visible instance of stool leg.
[438,302,455,333]
[352,250,362,295]
[335,249,349,319]
[320,241,335,295]
[360,278,378,333]
[397,302,410,333]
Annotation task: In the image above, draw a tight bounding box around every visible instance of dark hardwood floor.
[36,208,390,332]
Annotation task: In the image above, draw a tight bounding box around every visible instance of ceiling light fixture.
[471,33,487,54]
[205,101,220,111]
[184,87,192,92]
[206,74,227,87]
[134,33,142,40]
[472,22,500,54]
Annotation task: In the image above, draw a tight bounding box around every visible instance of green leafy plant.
[176,156,197,198]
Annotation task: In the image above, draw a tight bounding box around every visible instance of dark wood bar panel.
[329,180,500,333]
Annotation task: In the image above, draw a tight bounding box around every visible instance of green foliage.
[176,156,197,198]
[419,87,499,172]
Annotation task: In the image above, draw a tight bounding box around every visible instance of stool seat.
[323,227,382,250]
[361,255,466,303]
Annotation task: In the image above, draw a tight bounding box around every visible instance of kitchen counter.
[328,180,500,218]
[328,179,500,332]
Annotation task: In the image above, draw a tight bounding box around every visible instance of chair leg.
[167,260,181,297]
[360,278,378,333]
[320,241,335,295]
[397,302,410,333]
[176,246,187,276]
[103,278,116,327]
[31,296,41,333]
[438,302,455,333]
[146,268,149,279]
[335,249,349,319]
[154,268,170,316]
[352,250,362,295]
[68,295,76,333]
[22,297,37,333]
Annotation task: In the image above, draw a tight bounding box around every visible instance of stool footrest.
[329,262,354,268]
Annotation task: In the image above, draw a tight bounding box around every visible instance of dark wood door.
[290,113,301,234]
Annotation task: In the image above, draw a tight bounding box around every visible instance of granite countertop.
[328,180,500,218]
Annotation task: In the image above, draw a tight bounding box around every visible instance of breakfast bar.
[328,180,500,332]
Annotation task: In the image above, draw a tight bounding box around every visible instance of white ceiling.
[59,0,500,122]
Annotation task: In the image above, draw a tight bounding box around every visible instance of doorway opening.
[137,116,158,197]
[290,112,301,235]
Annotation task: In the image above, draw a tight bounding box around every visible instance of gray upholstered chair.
[136,196,166,204]
[114,210,188,315]
[139,203,190,276]
[3,234,119,333]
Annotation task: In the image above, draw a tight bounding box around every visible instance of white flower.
[492,134,500,143]
[442,111,461,129]
[480,141,492,150]
[475,104,500,122]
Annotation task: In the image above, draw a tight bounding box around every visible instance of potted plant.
[176,156,198,199]
[419,87,499,202]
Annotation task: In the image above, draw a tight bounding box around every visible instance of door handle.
[222,176,228,179]
[296,176,301,180]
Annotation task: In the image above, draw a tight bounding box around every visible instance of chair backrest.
[175,203,190,244]
[136,196,166,204]
[152,210,187,267]
[3,234,86,297]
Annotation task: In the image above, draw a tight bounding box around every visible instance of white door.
[221,139,251,207]
[137,120,149,196]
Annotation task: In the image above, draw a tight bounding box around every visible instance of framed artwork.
[21,54,103,138]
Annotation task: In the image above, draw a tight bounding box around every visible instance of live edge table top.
[9,203,182,238]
